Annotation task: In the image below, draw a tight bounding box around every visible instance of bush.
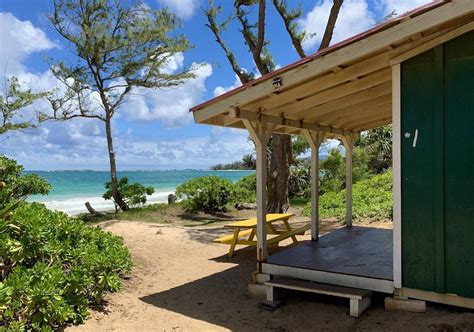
[0,156,51,207]
[103,177,154,211]
[235,173,256,192]
[304,171,393,222]
[234,173,256,202]
[176,176,246,213]
[0,203,132,330]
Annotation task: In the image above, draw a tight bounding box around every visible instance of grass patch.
[80,202,180,223]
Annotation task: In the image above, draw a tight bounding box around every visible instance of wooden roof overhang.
[191,0,474,139]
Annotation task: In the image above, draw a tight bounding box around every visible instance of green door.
[401,30,474,298]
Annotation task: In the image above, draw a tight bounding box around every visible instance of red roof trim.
[190,0,448,112]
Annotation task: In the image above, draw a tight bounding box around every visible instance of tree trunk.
[266,133,292,213]
[104,118,129,211]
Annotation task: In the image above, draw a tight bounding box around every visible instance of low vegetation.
[103,177,155,212]
[0,157,132,330]
[303,171,393,222]
[175,175,254,213]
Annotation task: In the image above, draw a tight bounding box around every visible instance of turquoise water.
[27,170,254,215]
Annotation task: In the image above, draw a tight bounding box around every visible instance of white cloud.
[299,0,375,51]
[0,12,56,75]
[380,0,430,16]
[1,121,253,170]
[157,0,198,19]
[123,59,213,127]
[213,74,242,97]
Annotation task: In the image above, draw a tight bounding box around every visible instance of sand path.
[69,220,474,331]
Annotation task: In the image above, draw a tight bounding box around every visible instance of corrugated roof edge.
[190,0,448,113]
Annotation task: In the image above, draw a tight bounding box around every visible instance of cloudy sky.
[0,0,429,170]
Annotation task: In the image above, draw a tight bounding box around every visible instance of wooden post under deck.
[342,134,357,227]
[304,130,325,241]
[243,119,274,272]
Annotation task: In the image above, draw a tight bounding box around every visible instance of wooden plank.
[213,229,254,243]
[342,134,357,226]
[267,225,311,245]
[193,0,471,123]
[351,117,392,132]
[243,121,274,269]
[304,130,325,241]
[317,95,392,125]
[298,82,392,122]
[390,21,474,65]
[266,277,371,299]
[263,264,394,294]
[245,52,391,111]
[224,213,293,228]
[391,64,402,289]
[266,69,392,117]
[332,104,391,127]
[230,108,354,137]
[395,287,474,309]
[339,108,392,129]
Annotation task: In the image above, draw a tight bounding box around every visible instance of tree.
[204,0,343,212]
[0,76,48,135]
[44,0,194,211]
[358,125,392,173]
[103,177,154,212]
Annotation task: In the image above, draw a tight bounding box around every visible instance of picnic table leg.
[282,219,298,244]
[228,228,240,258]
[267,223,278,235]
[248,228,256,241]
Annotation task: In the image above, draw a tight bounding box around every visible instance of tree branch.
[272,0,306,58]
[319,0,343,51]
[204,3,251,84]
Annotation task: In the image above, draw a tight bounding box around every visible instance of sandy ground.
[68,216,474,332]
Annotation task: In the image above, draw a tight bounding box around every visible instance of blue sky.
[0,0,429,170]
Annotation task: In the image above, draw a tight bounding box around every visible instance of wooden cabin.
[191,0,474,312]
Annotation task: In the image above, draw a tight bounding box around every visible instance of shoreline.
[33,190,175,216]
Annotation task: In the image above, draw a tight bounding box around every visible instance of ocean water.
[27,170,254,215]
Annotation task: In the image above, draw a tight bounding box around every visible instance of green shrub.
[304,171,393,222]
[235,173,256,192]
[0,203,132,330]
[176,176,245,213]
[103,177,154,211]
[0,156,51,207]
[234,173,256,202]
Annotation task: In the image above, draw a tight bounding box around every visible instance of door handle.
[404,129,419,147]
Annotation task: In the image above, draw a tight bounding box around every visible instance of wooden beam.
[395,287,474,309]
[267,68,392,117]
[392,63,402,289]
[294,82,392,122]
[342,133,358,227]
[242,120,274,271]
[352,117,392,132]
[390,21,474,65]
[322,98,392,126]
[339,108,392,129]
[303,130,325,241]
[229,107,354,137]
[245,52,391,112]
[193,0,470,123]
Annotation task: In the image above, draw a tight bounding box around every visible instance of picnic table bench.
[213,213,310,257]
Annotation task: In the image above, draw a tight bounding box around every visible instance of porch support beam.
[243,119,275,272]
[230,107,353,137]
[342,133,358,227]
[304,130,325,241]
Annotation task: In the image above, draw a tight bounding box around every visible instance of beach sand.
[68,215,474,331]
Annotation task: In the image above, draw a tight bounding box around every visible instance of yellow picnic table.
[213,213,310,257]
